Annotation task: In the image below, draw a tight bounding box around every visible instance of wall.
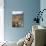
[40,0,46,27]
[0,0,4,42]
[4,0,40,42]
[40,0,46,45]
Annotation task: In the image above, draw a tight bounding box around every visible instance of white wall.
[0,0,4,42]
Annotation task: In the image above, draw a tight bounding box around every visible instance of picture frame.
[12,11,24,27]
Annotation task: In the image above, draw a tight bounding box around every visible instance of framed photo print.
[12,11,24,27]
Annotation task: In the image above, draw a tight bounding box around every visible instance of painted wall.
[4,0,40,42]
[40,0,46,27]
[40,0,46,45]
[0,0,4,42]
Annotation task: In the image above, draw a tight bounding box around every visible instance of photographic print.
[12,11,24,27]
